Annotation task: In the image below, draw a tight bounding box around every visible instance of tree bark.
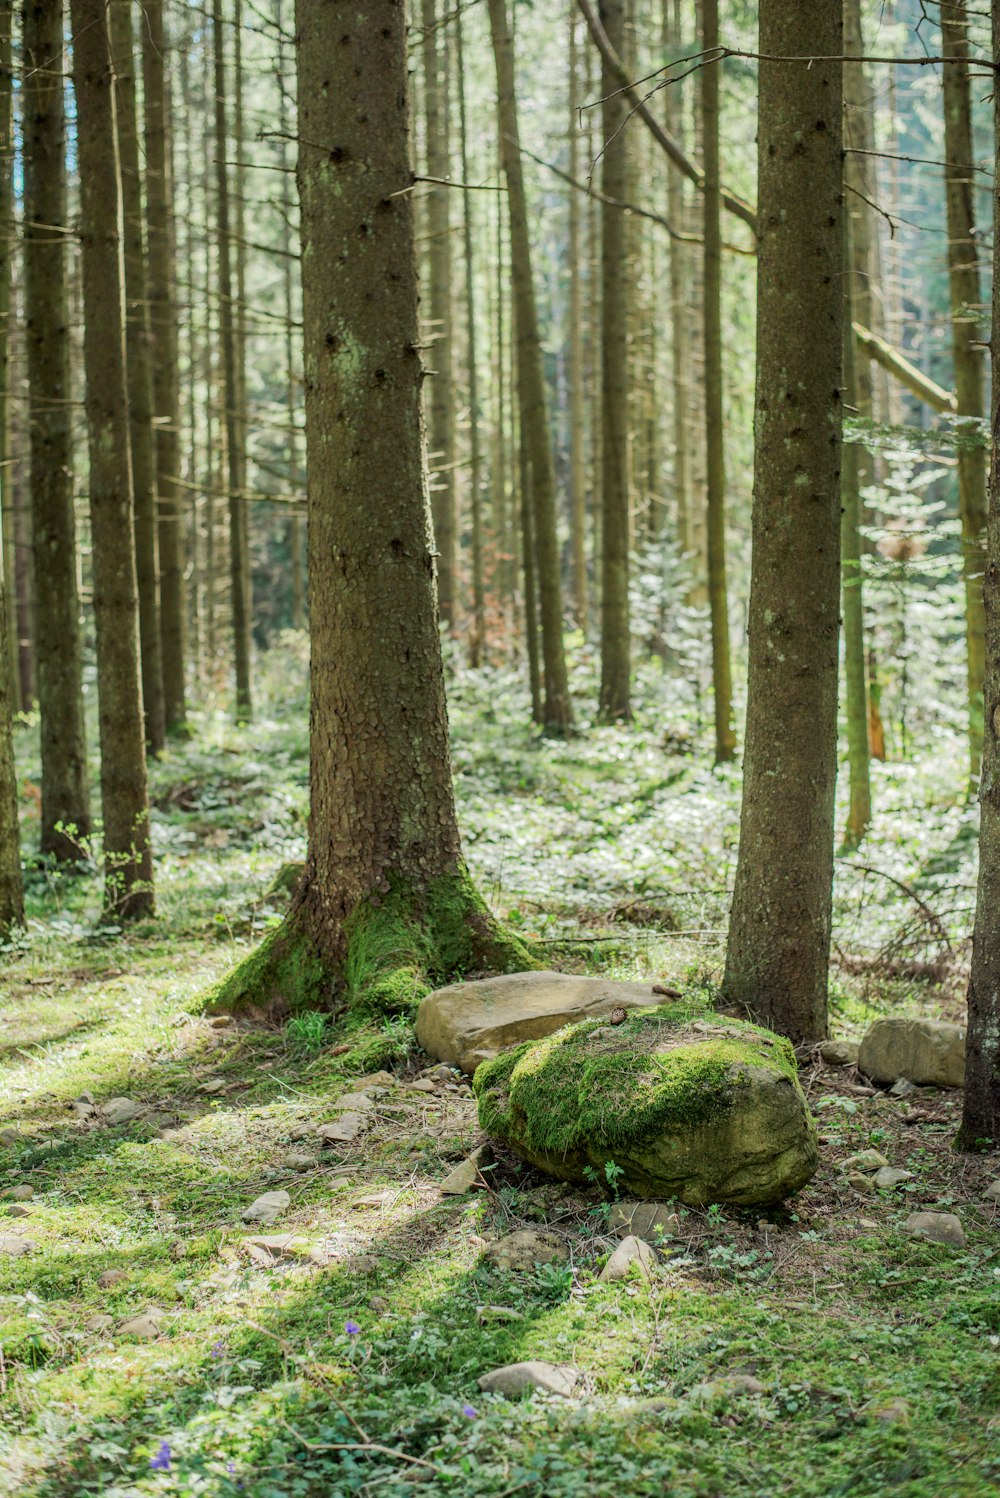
[597,0,631,722]
[23,0,91,861]
[942,0,987,782]
[0,555,21,933]
[212,0,253,722]
[721,1,843,1045]
[456,6,484,666]
[568,4,587,632]
[110,0,166,755]
[664,0,688,557]
[142,0,186,735]
[841,221,872,852]
[488,0,573,734]
[961,0,1000,1149]
[70,0,154,918]
[702,0,734,762]
[0,4,17,713]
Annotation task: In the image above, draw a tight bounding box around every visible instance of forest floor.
[1,644,997,1497]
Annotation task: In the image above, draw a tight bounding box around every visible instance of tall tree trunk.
[23,0,91,861]
[702,0,734,762]
[277,0,304,631]
[0,4,17,713]
[456,6,484,666]
[70,0,154,918]
[721,2,843,1045]
[488,0,573,734]
[665,0,689,556]
[597,0,631,723]
[212,0,253,722]
[841,221,872,852]
[110,0,166,755]
[210,0,528,1014]
[962,0,1000,1149]
[0,550,21,933]
[142,0,186,735]
[421,0,457,629]
[568,4,587,633]
[942,0,987,782]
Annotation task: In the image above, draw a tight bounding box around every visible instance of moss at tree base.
[204,865,537,1020]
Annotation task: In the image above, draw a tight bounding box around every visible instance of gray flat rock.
[478,1361,580,1398]
[241,1189,291,1225]
[859,1018,965,1088]
[904,1211,966,1248]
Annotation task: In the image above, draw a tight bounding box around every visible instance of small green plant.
[534,1261,574,1300]
[286,1009,329,1052]
[582,1159,626,1198]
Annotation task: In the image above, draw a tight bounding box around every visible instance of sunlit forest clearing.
[3,0,1000,1494]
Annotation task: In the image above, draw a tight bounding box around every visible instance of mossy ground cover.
[2,647,997,1495]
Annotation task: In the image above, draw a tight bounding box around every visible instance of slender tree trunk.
[421,0,457,629]
[597,0,631,722]
[0,550,20,933]
[841,222,872,852]
[12,456,33,708]
[456,7,484,666]
[276,0,304,631]
[519,406,542,723]
[142,0,186,735]
[488,0,573,734]
[212,0,252,722]
[110,0,166,754]
[702,0,734,762]
[961,0,1000,1149]
[0,5,17,713]
[568,4,587,633]
[70,0,154,918]
[721,2,843,1045]
[665,0,689,556]
[942,0,987,782]
[23,0,91,861]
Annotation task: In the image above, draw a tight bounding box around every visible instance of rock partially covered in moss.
[474,1004,818,1207]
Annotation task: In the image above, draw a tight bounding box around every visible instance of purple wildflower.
[344,1319,361,1337]
[211,1341,225,1359]
[150,1441,172,1472]
[462,1404,478,1419]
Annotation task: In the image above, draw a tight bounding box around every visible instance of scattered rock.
[440,1145,493,1196]
[0,1128,25,1145]
[69,1100,96,1119]
[408,1079,438,1094]
[840,1150,889,1174]
[8,1204,32,1218]
[600,1235,657,1283]
[317,1114,367,1145]
[847,1173,878,1195]
[858,1018,965,1089]
[241,1190,291,1225]
[200,1079,226,1095]
[85,1313,114,1334]
[289,1123,315,1141]
[610,1202,680,1242]
[119,1311,165,1340]
[905,1211,966,1249]
[245,1234,308,1264]
[102,1097,146,1126]
[478,1361,580,1398]
[983,1180,1000,1202]
[477,1305,525,1325]
[98,1269,128,1289]
[713,1374,766,1397]
[10,1185,33,1202]
[858,1218,879,1231]
[417,971,678,1074]
[870,1398,910,1425]
[334,1093,375,1112]
[483,1230,569,1271]
[358,1072,396,1090]
[209,1015,233,1029]
[873,1167,913,1190]
[0,1235,35,1256]
[819,1040,859,1068]
[475,1005,818,1206]
[286,1152,319,1172]
[888,1078,916,1098]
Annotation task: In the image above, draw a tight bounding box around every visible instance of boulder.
[904,1211,966,1249]
[241,1190,291,1225]
[483,1230,568,1271]
[416,971,676,1075]
[474,1004,818,1207]
[478,1361,579,1398]
[858,1018,965,1089]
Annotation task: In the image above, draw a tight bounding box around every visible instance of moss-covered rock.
[474,1003,818,1207]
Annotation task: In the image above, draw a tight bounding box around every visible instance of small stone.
[8,1205,31,1218]
[477,1305,526,1325]
[873,1167,913,1190]
[200,1079,225,1095]
[335,1093,375,1112]
[0,1128,24,1145]
[819,1040,859,1068]
[242,1189,291,1225]
[483,1230,569,1272]
[346,1253,379,1274]
[714,1374,766,1397]
[847,1173,878,1195]
[317,1114,367,1144]
[119,1313,163,1340]
[10,1185,33,1201]
[609,1202,680,1242]
[358,1072,396,1089]
[286,1153,319,1172]
[439,1158,479,1195]
[904,1211,966,1249]
[0,1235,34,1256]
[888,1079,916,1098]
[85,1313,114,1334]
[103,1097,146,1125]
[289,1123,315,1141]
[245,1234,307,1263]
[209,1015,233,1029]
[409,1079,438,1094]
[840,1150,889,1174]
[98,1269,128,1289]
[870,1397,910,1425]
[858,1218,879,1230]
[600,1235,657,1283]
[983,1180,1000,1202]
[478,1361,579,1398]
[69,1100,96,1119]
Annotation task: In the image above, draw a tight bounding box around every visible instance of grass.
[1,643,997,1495]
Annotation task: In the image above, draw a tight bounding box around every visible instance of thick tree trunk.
[420,0,457,629]
[488,0,573,734]
[721,2,843,1045]
[212,0,253,722]
[142,0,186,736]
[277,0,304,631]
[23,0,91,861]
[70,0,154,919]
[110,0,166,755]
[702,0,734,762]
[0,5,17,714]
[209,0,529,1016]
[961,0,1000,1149]
[597,0,631,723]
[456,7,485,666]
[942,0,987,782]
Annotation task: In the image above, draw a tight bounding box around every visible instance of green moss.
[203,917,330,1018]
[475,1003,800,1159]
